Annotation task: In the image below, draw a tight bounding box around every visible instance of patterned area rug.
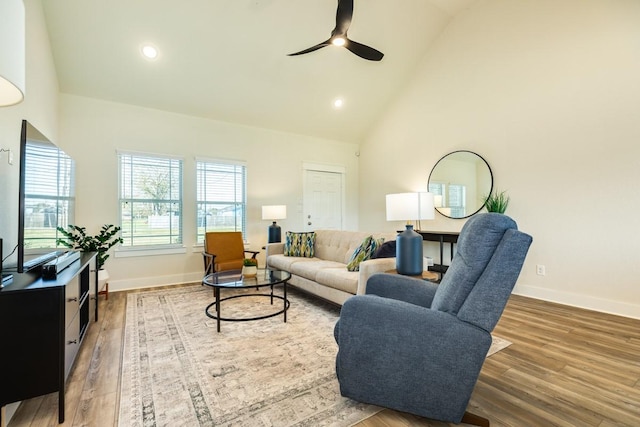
[118,285,379,427]
[118,285,512,427]
[488,335,512,357]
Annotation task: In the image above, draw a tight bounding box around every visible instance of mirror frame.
[428,150,493,219]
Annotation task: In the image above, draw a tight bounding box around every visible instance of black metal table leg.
[283,281,287,323]
[215,287,221,332]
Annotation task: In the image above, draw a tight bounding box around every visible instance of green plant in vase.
[242,258,258,277]
[57,224,123,270]
[484,190,510,214]
[243,258,258,267]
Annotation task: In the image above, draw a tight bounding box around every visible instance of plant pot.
[242,266,257,277]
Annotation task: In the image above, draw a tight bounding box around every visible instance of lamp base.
[396,225,423,275]
[268,222,282,243]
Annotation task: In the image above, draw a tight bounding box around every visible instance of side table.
[385,269,439,282]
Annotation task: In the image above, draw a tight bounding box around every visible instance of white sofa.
[265,230,398,306]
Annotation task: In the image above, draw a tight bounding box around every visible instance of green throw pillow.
[347,236,384,272]
[283,231,316,257]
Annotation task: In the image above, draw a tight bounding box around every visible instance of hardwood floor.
[6,291,640,427]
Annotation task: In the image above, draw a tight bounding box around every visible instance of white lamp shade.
[386,192,435,221]
[418,192,435,220]
[386,193,419,221]
[262,205,287,220]
[0,0,25,107]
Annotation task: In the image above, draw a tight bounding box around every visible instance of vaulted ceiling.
[42,0,476,142]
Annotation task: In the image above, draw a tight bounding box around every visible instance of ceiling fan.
[288,0,384,61]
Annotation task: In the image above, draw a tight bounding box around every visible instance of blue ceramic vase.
[396,225,423,275]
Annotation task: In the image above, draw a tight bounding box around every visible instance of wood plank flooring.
[5,290,640,427]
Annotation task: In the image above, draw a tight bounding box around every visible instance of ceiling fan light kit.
[288,0,383,62]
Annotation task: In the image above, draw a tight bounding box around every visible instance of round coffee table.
[202,268,291,332]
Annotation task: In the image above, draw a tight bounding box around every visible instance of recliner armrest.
[365,272,438,308]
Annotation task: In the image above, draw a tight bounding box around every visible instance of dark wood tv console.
[0,252,98,424]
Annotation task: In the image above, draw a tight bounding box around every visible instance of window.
[24,142,75,249]
[448,184,466,217]
[118,152,183,248]
[196,159,247,244]
[429,182,466,217]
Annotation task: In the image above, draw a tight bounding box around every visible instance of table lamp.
[262,205,287,243]
[386,192,434,275]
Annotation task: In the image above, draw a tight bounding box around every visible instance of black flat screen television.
[13,120,76,273]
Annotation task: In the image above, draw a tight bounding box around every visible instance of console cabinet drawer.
[64,310,80,379]
[64,276,80,329]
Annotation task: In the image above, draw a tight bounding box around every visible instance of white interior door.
[303,168,343,231]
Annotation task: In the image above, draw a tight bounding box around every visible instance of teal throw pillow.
[284,231,316,257]
[347,236,384,272]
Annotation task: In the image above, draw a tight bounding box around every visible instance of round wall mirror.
[428,150,493,219]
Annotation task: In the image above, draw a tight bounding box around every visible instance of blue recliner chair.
[334,213,532,425]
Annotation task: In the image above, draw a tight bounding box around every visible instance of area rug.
[118,285,512,427]
[118,285,379,427]
[488,335,512,357]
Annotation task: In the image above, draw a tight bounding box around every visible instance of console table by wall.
[0,252,97,424]
[417,231,460,277]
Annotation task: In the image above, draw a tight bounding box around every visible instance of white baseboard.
[513,283,640,320]
[108,272,203,292]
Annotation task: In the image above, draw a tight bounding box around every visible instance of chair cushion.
[284,231,316,257]
[346,236,384,271]
[431,213,517,315]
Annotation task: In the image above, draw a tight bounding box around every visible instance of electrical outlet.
[536,264,546,276]
[8,150,13,165]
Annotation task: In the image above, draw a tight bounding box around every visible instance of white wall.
[0,0,59,264]
[359,0,640,319]
[58,94,360,290]
[0,0,60,422]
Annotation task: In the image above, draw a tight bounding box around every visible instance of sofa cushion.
[315,268,359,294]
[347,236,384,271]
[284,231,316,257]
[291,259,346,282]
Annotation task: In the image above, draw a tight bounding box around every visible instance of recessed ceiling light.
[141,44,158,60]
[333,98,344,109]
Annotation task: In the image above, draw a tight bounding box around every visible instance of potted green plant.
[242,258,258,277]
[56,224,123,270]
[484,190,510,214]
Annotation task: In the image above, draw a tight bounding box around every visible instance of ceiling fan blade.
[344,39,384,61]
[288,39,331,56]
[288,0,383,61]
[332,0,354,37]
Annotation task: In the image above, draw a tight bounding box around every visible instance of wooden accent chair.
[203,232,259,275]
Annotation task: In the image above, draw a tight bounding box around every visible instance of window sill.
[115,246,187,258]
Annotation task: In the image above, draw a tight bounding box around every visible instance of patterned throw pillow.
[346,236,384,272]
[283,231,316,257]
